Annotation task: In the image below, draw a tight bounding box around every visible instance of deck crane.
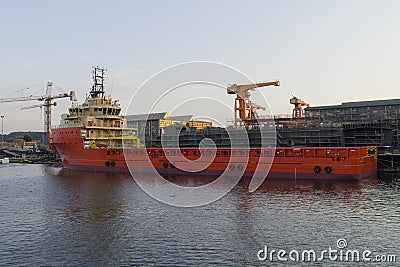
[250,102,266,120]
[290,95,309,118]
[227,81,280,127]
[0,82,76,136]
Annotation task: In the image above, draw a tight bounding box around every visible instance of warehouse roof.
[126,112,167,121]
[167,115,193,122]
[306,98,400,110]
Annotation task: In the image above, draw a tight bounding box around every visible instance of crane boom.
[0,82,77,138]
[0,92,75,103]
[227,81,280,99]
[0,95,46,103]
[20,103,46,110]
[250,102,266,110]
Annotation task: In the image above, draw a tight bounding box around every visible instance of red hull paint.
[50,126,378,181]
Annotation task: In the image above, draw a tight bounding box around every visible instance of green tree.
[23,134,32,142]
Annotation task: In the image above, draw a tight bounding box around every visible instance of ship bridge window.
[108,108,112,114]
[103,108,106,115]
[94,108,98,112]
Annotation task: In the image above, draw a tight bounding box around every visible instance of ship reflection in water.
[0,164,399,266]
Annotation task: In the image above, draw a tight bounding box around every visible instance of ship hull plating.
[51,127,377,181]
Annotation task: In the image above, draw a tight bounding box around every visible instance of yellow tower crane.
[227,81,280,127]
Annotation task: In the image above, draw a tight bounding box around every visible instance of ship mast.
[90,67,106,98]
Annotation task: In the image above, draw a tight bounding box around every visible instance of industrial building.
[305,99,400,124]
[303,99,400,149]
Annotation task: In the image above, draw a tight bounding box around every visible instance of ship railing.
[273,114,295,119]
[226,114,300,125]
[51,124,84,129]
[123,147,373,160]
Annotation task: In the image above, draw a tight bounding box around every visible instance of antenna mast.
[90,66,106,98]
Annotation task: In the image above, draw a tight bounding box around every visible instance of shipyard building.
[126,98,400,152]
[303,99,400,149]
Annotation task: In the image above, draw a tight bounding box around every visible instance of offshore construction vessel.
[49,67,377,180]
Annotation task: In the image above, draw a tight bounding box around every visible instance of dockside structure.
[125,98,400,153]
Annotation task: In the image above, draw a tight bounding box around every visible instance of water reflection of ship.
[42,167,138,264]
[241,176,378,193]
[52,167,379,195]
[45,167,130,224]
[153,173,379,194]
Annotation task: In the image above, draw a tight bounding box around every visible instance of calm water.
[0,164,399,266]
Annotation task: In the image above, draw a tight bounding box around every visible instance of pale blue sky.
[0,0,399,132]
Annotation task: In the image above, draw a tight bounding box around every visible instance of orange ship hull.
[50,127,377,181]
